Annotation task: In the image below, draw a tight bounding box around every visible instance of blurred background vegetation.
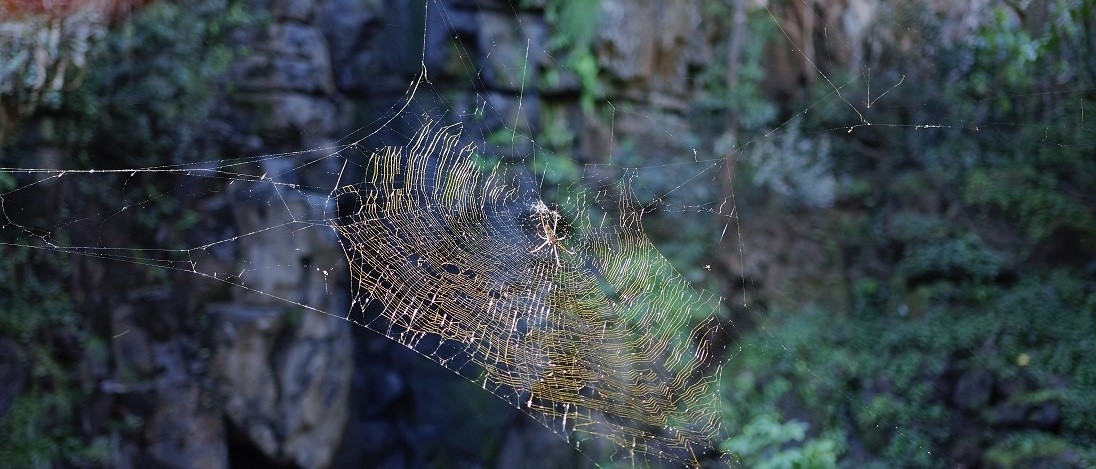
[2,0,257,465]
[2,0,1095,467]
[702,1,1096,467]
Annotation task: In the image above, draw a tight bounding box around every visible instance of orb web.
[332,120,733,467]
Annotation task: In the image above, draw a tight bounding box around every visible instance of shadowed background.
[2,0,1094,467]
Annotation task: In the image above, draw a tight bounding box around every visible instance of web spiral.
[332,121,732,467]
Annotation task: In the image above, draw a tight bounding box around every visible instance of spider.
[528,201,573,267]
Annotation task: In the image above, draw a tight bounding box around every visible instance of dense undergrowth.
[707,1,1096,467]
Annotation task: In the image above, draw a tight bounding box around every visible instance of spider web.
[332,118,730,466]
[2,0,1090,467]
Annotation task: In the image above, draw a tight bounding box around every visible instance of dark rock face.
[596,0,706,110]
[103,309,230,469]
[0,337,27,422]
[953,368,994,410]
[937,367,1070,467]
[233,24,334,95]
[142,382,229,468]
[210,303,351,468]
[225,0,340,151]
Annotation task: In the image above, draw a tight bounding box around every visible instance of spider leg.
[529,238,551,253]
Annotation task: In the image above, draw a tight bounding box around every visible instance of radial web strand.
[332,120,733,468]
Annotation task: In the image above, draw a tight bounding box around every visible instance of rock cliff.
[7,0,1065,468]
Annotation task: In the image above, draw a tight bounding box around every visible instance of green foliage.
[544,0,600,50]
[530,149,581,186]
[1,393,110,467]
[984,432,1095,468]
[72,0,256,166]
[964,166,1096,243]
[721,413,841,469]
[948,2,1096,248]
[898,234,1009,285]
[0,170,15,191]
[716,1,1096,467]
[731,271,1096,465]
[720,359,846,466]
[697,1,778,130]
[0,247,71,342]
[531,103,582,187]
[0,241,107,466]
[543,0,603,115]
[0,9,107,142]
[567,49,602,116]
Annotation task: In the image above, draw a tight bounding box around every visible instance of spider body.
[529,201,573,267]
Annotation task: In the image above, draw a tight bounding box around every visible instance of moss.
[984,433,1093,469]
[0,242,98,466]
[543,0,603,115]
